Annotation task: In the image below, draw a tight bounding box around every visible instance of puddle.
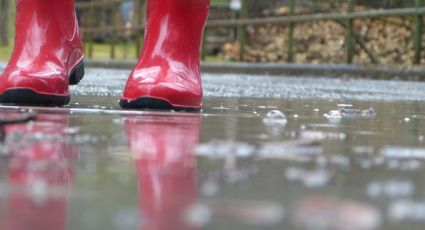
[0,69,424,229]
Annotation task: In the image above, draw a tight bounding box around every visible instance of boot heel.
[69,61,85,85]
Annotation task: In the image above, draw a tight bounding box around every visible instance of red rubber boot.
[0,0,84,106]
[120,0,210,111]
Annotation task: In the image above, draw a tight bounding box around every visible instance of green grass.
[84,42,140,60]
[0,45,12,61]
[1,1,226,62]
[212,0,230,3]
[0,0,14,62]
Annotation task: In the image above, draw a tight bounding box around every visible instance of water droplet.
[324,110,343,119]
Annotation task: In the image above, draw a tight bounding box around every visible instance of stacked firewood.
[353,18,415,65]
[219,7,419,65]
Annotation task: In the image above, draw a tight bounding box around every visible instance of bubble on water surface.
[263,110,287,126]
[324,110,343,119]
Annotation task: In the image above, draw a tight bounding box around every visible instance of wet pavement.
[1,66,425,229]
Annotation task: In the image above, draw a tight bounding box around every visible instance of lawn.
[1,0,229,62]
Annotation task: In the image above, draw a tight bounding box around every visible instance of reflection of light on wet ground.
[1,67,425,229]
[294,197,382,230]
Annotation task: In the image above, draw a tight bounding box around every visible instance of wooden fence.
[0,0,10,46]
[1,0,425,65]
[73,0,425,64]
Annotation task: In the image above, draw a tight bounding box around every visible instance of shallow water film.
[0,68,425,229]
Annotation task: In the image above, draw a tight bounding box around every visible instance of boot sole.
[0,61,85,106]
[119,97,201,112]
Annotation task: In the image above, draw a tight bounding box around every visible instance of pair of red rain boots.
[0,0,210,111]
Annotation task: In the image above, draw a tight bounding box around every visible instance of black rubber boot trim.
[120,97,201,112]
[0,89,70,106]
[69,61,85,85]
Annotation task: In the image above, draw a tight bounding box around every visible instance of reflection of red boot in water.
[120,0,211,110]
[0,0,84,106]
[0,114,77,230]
[125,115,200,229]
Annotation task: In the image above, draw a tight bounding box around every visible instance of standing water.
[0,67,425,229]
